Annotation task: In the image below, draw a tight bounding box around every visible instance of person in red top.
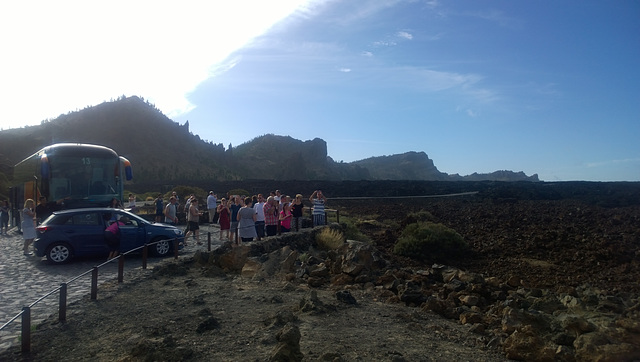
[217,198,230,241]
[105,216,129,260]
[263,196,279,237]
[279,202,292,233]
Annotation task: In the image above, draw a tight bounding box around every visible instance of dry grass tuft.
[316,228,345,250]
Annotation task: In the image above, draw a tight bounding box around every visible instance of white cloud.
[362,51,374,57]
[373,40,397,47]
[396,31,413,40]
[0,0,318,128]
[339,68,352,72]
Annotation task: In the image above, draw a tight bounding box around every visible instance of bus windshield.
[49,155,119,204]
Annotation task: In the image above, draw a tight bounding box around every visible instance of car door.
[66,211,107,256]
[114,213,145,252]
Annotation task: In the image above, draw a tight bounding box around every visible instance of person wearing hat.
[207,191,218,224]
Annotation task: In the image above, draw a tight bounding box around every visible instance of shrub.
[316,228,345,250]
[298,253,310,264]
[340,217,370,242]
[394,222,468,262]
[403,210,434,226]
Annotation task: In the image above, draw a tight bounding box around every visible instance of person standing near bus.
[184,197,201,245]
[291,194,304,231]
[238,197,257,244]
[0,200,10,235]
[164,196,178,225]
[128,193,137,213]
[253,194,266,240]
[35,196,60,224]
[217,198,230,240]
[22,199,37,255]
[154,194,164,222]
[264,196,279,237]
[229,196,241,242]
[309,190,327,227]
[105,216,128,260]
[207,191,218,224]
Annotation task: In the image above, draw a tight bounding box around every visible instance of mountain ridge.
[0,96,539,186]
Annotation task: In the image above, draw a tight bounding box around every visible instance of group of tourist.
[154,189,328,246]
[208,189,328,245]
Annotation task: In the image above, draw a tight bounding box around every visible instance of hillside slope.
[0,96,538,186]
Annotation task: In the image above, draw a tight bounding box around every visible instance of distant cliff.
[0,96,538,186]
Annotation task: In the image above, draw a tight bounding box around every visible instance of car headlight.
[172,229,182,236]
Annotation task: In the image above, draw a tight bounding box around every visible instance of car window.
[65,212,101,226]
[112,213,140,227]
[48,215,71,225]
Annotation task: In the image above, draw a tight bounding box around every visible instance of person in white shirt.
[207,191,218,224]
[253,194,265,240]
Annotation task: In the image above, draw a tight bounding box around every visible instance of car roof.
[52,208,133,215]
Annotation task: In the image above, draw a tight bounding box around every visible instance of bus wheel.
[47,243,72,264]
[151,238,171,257]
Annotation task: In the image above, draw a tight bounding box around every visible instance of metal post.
[174,238,179,259]
[21,306,31,352]
[336,209,340,224]
[118,256,124,283]
[207,232,211,251]
[142,244,148,269]
[59,283,67,322]
[91,267,98,300]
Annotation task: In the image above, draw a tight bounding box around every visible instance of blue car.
[34,208,184,263]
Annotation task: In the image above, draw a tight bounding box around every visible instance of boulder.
[241,259,262,278]
[336,290,358,305]
[216,245,250,272]
[269,323,304,362]
[397,281,427,306]
[339,241,386,276]
[503,325,556,361]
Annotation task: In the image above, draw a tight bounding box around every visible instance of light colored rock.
[503,325,556,361]
[241,259,262,278]
[459,294,480,306]
[217,245,250,272]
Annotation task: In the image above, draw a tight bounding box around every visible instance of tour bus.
[10,143,133,219]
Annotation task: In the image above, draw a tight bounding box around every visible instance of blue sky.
[1,1,638,181]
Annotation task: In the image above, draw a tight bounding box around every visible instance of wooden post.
[91,267,98,300]
[21,306,31,352]
[208,232,211,251]
[174,238,179,259]
[59,283,67,322]
[142,244,148,269]
[118,256,124,283]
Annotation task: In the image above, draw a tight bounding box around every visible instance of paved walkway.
[0,223,226,351]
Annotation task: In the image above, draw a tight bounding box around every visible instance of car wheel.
[151,237,171,257]
[46,243,72,264]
